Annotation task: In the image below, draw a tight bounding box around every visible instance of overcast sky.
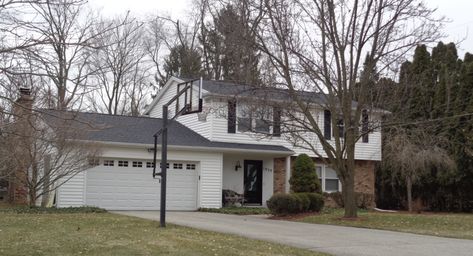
[90,0,473,56]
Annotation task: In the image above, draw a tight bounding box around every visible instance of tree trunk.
[342,129,358,218]
[41,155,51,207]
[28,186,36,207]
[406,176,413,212]
[343,171,357,218]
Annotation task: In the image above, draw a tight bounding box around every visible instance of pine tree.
[200,4,261,85]
[431,42,459,119]
[162,45,202,84]
[379,43,473,211]
[408,44,434,120]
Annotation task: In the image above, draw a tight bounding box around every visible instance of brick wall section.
[273,157,286,193]
[354,160,376,195]
[272,156,377,208]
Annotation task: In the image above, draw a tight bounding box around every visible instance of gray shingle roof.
[200,79,329,105]
[41,110,293,153]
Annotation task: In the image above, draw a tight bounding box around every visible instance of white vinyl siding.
[86,163,198,210]
[57,172,86,207]
[147,79,212,139]
[207,99,382,161]
[57,145,224,209]
[147,78,381,161]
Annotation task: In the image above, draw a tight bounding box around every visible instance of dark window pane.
[228,100,236,133]
[255,119,270,133]
[273,107,281,137]
[326,179,339,191]
[238,117,252,132]
[362,109,369,143]
[324,110,331,139]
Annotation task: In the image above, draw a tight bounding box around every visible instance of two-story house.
[55,77,381,210]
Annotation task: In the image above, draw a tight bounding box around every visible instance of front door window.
[244,160,263,205]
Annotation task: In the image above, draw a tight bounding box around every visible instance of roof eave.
[80,140,295,156]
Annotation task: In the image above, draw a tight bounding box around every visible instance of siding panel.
[148,80,212,139]
[57,172,85,207]
[57,146,223,209]
[208,100,382,161]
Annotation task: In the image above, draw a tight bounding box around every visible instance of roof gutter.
[79,140,295,156]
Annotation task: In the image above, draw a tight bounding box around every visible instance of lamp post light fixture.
[235,160,242,171]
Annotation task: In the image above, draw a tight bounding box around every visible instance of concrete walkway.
[114,211,473,256]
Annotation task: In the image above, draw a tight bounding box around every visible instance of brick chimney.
[8,87,34,205]
[14,88,33,116]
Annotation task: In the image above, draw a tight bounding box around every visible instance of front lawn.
[199,206,271,215]
[0,211,327,256]
[297,208,473,240]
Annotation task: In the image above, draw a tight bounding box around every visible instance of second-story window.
[324,110,331,140]
[228,100,237,133]
[273,107,281,137]
[362,110,369,143]
[254,106,271,133]
[237,105,252,133]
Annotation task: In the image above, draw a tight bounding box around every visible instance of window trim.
[103,160,114,166]
[132,161,143,168]
[118,160,129,167]
[317,165,341,193]
[88,157,100,167]
[173,163,183,169]
[186,163,196,170]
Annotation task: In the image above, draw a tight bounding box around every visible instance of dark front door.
[244,160,263,205]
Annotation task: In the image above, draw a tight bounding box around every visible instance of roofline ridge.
[39,108,164,121]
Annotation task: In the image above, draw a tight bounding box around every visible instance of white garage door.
[85,160,198,210]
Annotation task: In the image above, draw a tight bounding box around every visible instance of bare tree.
[383,127,455,212]
[145,12,202,86]
[248,0,444,217]
[16,0,106,110]
[88,14,152,116]
[2,105,101,206]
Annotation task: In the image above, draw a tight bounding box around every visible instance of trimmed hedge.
[267,193,324,216]
[267,194,302,215]
[294,193,311,212]
[305,192,325,212]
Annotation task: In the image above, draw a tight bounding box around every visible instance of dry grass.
[298,208,473,240]
[0,211,328,256]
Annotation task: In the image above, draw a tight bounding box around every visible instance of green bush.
[305,193,325,212]
[293,193,310,212]
[289,154,321,193]
[267,193,324,216]
[267,193,302,216]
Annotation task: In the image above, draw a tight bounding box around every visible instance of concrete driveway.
[114,211,473,256]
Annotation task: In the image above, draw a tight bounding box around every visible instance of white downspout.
[285,156,291,193]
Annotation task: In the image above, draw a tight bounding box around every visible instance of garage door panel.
[85,164,198,210]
